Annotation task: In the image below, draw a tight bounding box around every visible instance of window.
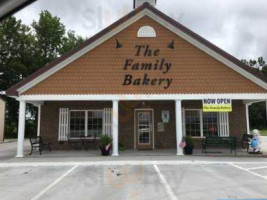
[184,109,219,138]
[185,110,201,137]
[203,112,218,136]
[138,112,151,144]
[69,110,103,138]
[137,26,156,37]
[87,111,103,138]
[70,111,85,137]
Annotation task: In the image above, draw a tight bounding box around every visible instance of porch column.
[245,103,251,135]
[16,100,26,158]
[175,100,184,156]
[37,105,41,137]
[112,100,119,156]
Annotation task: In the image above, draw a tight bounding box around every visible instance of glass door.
[135,110,153,150]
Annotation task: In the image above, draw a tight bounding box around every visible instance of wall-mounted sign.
[203,98,232,112]
[157,123,164,132]
[162,110,170,123]
[122,45,173,89]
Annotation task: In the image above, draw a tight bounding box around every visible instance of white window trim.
[134,108,154,150]
[184,109,223,138]
[137,25,156,37]
[69,109,104,139]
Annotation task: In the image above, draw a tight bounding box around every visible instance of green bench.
[202,136,237,155]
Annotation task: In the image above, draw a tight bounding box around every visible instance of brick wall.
[40,101,111,150]
[40,100,246,150]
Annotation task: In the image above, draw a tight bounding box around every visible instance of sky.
[14,0,267,61]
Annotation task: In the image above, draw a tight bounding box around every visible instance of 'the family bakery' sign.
[122,45,172,89]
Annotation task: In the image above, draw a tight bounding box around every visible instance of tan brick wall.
[24,17,266,95]
[40,100,246,150]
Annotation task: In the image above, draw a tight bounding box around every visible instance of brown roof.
[6,3,267,96]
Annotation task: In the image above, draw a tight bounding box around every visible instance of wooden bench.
[202,136,237,155]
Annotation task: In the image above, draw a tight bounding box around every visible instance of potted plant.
[184,136,194,155]
[99,135,112,156]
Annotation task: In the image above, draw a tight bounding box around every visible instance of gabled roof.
[6,3,267,97]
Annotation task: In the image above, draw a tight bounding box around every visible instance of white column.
[246,103,251,135]
[112,100,119,156]
[16,101,26,158]
[37,105,41,137]
[175,100,184,156]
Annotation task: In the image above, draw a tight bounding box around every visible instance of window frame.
[69,109,104,139]
[184,109,220,138]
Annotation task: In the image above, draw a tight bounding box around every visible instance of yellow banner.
[203,99,232,112]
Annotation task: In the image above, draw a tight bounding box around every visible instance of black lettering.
[135,45,145,56]
[124,59,133,70]
[142,74,150,85]
[123,75,132,85]
[141,63,152,70]
[144,45,152,57]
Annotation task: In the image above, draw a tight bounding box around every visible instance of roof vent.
[134,0,157,9]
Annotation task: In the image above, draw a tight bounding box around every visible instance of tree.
[0,11,85,138]
[0,17,36,90]
[241,57,267,75]
[32,10,66,67]
[60,30,84,54]
[0,17,37,138]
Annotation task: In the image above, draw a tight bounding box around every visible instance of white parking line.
[246,166,267,171]
[30,165,78,200]
[153,165,178,200]
[229,163,267,181]
[1,161,267,167]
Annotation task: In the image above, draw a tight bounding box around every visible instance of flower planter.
[184,145,194,155]
[100,147,111,156]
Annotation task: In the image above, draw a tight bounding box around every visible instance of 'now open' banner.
[203,98,232,112]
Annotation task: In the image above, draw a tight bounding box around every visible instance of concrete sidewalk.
[0,138,267,164]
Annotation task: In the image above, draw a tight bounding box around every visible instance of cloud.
[14,0,267,60]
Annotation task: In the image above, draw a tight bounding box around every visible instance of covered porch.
[15,94,267,158]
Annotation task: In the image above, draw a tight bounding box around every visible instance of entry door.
[135,110,154,150]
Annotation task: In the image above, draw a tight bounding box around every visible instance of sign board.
[157,123,164,132]
[162,110,170,123]
[203,98,232,112]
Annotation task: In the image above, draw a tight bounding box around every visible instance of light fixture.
[167,40,175,49]
[116,39,123,49]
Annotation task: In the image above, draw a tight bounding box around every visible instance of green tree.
[61,30,84,54]
[241,57,267,75]
[32,10,66,66]
[0,11,85,139]
[0,17,37,138]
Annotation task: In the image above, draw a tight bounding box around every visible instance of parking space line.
[229,163,267,181]
[153,164,178,200]
[30,165,78,200]
[246,166,267,171]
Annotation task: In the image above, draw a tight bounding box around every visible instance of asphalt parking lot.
[0,162,267,200]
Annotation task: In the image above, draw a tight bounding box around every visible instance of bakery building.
[6,0,267,157]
